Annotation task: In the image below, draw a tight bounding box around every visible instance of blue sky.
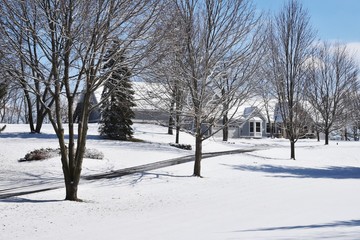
[253,0,360,43]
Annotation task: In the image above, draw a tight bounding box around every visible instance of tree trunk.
[175,90,182,144]
[222,114,229,141]
[290,140,295,160]
[62,102,89,201]
[317,131,320,142]
[193,134,202,177]
[168,94,175,135]
[344,128,348,141]
[35,113,46,133]
[168,114,174,135]
[65,180,79,201]
[22,89,35,132]
[324,129,329,145]
[176,125,180,144]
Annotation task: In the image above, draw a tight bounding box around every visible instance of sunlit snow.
[1,123,360,240]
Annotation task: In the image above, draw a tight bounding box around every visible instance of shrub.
[19,148,104,162]
[84,148,104,160]
[19,148,58,162]
[169,143,192,150]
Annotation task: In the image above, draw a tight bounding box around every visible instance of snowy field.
[1,123,360,240]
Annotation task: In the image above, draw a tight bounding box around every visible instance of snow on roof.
[93,81,282,122]
[248,117,263,121]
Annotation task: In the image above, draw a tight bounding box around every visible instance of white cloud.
[345,42,360,65]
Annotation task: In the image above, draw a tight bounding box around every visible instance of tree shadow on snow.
[0,132,101,140]
[128,171,192,186]
[91,171,192,188]
[0,132,58,139]
[0,196,63,203]
[237,219,360,232]
[226,164,360,179]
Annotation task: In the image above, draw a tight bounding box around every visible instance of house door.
[255,122,261,137]
[249,119,262,138]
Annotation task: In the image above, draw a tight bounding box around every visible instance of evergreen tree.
[99,49,136,140]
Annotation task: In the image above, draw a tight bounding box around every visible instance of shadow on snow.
[0,197,63,203]
[92,171,193,188]
[0,132,101,140]
[237,219,360,232]
[226,164,360,179]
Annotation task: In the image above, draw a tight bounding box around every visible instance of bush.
[169,143,192,150]
[19,148,104,162]
[84,148,104,160]
[19,148,59,162]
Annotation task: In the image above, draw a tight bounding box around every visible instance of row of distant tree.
[139,0,359,161]
[0,0,358,201]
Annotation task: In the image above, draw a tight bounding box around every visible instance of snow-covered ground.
[1,123,360,240]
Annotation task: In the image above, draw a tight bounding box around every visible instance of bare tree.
[172,0,261,176]
[0,0,161,201]
[0,12,32,125]
[259,28,282,139]
[139,4,188,144]
[306,42,358,144]
[0,1,57,133]
[348,87,360,140]
[215,53,263,142]
[257,77,277,137]
[267,0,315,159]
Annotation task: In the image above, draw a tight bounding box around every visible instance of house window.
[256,122,261,132]
[303,125,308,133]
[266,123,270,133]
[250,122,254,133]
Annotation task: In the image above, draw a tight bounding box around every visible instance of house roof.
[248,117,263,122]
[95,81,286,123]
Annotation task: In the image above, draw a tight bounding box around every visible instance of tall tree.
[174,0,261,176]
[139,2,188,144]
[0,0,161,201]
[216,52,262,142]
[348,87,360,140]
[267,0,315,159]
[99,44,136,140]
[307,42,359,144]
[0,0,56,133]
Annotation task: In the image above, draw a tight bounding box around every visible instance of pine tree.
[99,49,136,140]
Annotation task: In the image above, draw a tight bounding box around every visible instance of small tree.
[99,46,136,140]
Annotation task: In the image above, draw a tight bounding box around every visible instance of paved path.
[0,148,257,199]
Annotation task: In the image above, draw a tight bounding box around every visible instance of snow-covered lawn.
[1,123,360,239]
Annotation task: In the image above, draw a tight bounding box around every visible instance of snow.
[1,123,360,239]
